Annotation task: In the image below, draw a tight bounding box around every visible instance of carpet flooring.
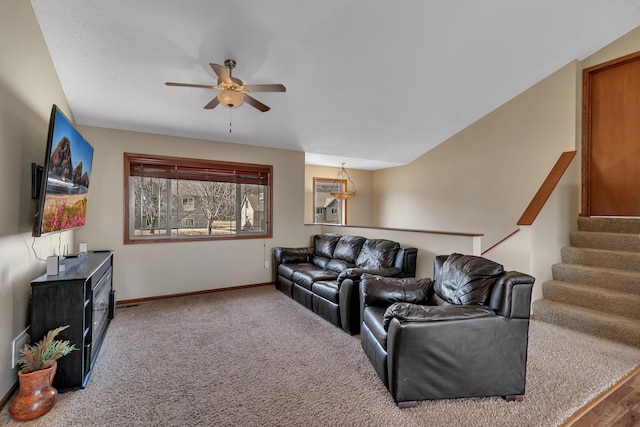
[1,285,639,426]
[533,216,640,348]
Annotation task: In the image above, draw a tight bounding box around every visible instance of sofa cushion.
[356,239,400,269]
[311,255,331,269]
[278,263,313,281]
[314,234,341,258]
[434,253,504,305]
[292,268,339,290]
[333,235,366,263]
[312,280,340,304]
[326,259,356,273]
[279,263,325,282]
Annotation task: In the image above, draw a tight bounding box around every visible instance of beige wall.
[75,126,309,301]
[372,60,581,252]
[582,25,640,69]
[304,165,373,226]
[0,0,75,401]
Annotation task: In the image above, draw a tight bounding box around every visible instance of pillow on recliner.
[434,253,504,305]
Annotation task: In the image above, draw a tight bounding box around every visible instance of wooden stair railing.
[517,151,576,226]
[481,228,519,255]
[484,151,577,255]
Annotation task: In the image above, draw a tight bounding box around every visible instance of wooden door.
[583,51,640,217]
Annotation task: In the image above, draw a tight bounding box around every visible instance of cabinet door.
[31,280,86,389]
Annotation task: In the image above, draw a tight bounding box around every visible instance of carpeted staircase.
[532,217,640,348]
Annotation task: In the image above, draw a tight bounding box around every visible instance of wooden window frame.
[312,177,347,225]
[124,153,272,244]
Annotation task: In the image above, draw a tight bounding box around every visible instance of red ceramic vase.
[9,361,58,421]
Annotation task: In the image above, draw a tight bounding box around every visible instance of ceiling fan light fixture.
[167,60,284,113]
[217,90,244,107]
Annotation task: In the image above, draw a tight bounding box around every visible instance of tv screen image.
[33,105,94,237]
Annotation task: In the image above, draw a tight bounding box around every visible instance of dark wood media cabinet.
[30,251,115,391]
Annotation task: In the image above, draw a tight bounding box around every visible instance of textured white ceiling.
[30,1,640,170]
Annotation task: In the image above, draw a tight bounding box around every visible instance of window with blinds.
[124,153,272,243]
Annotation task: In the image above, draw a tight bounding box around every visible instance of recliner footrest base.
[397,400,418,409]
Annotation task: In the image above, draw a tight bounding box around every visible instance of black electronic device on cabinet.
[30,251,114,391]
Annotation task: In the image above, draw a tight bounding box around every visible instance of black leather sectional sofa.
[273,233,417,334]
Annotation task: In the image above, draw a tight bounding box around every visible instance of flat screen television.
[32,105,94,237]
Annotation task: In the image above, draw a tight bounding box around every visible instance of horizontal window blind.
[126,153,271,185]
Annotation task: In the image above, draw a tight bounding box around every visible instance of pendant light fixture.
[330,163,356,199]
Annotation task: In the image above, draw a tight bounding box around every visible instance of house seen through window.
[124,153,272,243]
[313,177,346,225]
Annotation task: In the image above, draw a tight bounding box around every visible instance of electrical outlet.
[12,328,30,369]
[264,261,270,269]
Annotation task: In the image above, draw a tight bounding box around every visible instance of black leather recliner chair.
[356,253,535,407]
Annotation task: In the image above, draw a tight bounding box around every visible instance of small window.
[124,153,272,243]
[182,197,195,211]
[313,177,346,225]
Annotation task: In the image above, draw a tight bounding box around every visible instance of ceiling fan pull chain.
[229,106,232,133]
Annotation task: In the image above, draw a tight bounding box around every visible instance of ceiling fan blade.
[243,84,286,93]
[166,82,218,89]
[210,63,231,84]
[204,97,220,109]
[243,94,270,112]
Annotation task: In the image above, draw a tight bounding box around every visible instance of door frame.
[582,50,640,216]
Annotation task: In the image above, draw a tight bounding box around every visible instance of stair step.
[570,230,640,252]
[541,280,640,320]
[532,299,640,348]
[552,263,640,295]
[561,247,640,272]
[578,216,640,234]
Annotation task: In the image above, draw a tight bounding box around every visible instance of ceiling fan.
[165,59,286,112]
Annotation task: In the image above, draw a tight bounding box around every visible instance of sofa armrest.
[359,274,433,309]
[273,247,313,266]
[394,247,418,277]
[339,279,359,335]
[489,271,535,319]
[337,267,402,283]
[338,269,404,335]
[383,302,494,330]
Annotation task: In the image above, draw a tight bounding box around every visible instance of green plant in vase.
[9,325,77,421]
[16,325,77,372]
